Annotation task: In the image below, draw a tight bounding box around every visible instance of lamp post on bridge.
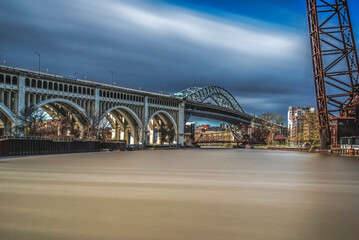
[34,52,40,73]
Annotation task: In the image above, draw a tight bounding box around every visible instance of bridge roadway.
[184,101,252,125]
[0,65,254,145]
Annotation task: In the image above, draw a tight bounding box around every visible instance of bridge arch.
[0,102,16,124]
[100,106,143,144]
[101,106,143,129]
[148,110,177,131]
[175,86,244,112]
[147,110,178,145]
[0,102,16,136]
[34,98,92,126]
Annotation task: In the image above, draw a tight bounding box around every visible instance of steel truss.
[307,0,359,145]
[175,86,245,112]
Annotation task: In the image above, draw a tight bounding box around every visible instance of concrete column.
[13,92,17,113]
[142,96,149,145]
[120,131,124,140]
[133,126,141,145]
[115,122,119,140]
[34,94,37,105]
[32,94,36,106]
[17,76,26,115]
[130,130,135,145]
[27,93,30,109]
[4,118,12,136]
[124,126,128,144]
[177,102,185,146]
[94,88,100,118]
[7,91,11,109]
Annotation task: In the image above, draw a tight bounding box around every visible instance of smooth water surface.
[1,149,359,240]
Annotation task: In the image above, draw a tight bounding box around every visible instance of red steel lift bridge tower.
[307,0,359,146]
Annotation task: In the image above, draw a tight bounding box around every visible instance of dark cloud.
[0,0,325,117]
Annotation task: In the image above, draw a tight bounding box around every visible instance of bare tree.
[159,126,167,145]
[257,112,284,125]
[252,112,284,145]
[16,107,47,137]
[167,128,176,145]
[83,113,111,141]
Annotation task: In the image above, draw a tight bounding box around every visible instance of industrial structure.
[307,0,359,146]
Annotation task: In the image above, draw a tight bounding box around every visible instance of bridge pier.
[134,126,141,145]
[0,118,12,136]
[142,96,149,145]
[178,102,185,145]
[114,122,120,141]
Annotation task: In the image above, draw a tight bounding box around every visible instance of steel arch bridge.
[175,86,244,112]
[175,86,252,125]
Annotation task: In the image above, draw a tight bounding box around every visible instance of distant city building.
[220,123,228,129]
[194,123,229,134]
[195,124,210,134]
[288,106,315,143]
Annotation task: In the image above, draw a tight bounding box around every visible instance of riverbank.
[255,145,359,156]
[258,146,329,153]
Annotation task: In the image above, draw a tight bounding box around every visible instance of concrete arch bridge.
[1,66,255,145]
[0,66,184,145]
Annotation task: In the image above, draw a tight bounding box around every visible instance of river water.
[0,149,359,240]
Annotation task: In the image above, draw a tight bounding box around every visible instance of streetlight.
[108,69,114,85]
[34,52,40,73]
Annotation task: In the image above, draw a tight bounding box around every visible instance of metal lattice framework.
[175,86,245,113]
[307,0,359,145]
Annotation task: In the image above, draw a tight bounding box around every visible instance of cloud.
[105,1,298,59]
[0,0,312,117]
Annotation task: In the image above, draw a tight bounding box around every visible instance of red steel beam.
[306,0,359,146]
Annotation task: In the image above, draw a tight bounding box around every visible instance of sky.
[1,0,359,120]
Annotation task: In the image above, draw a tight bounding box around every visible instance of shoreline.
[1,146,359,159]
[260,147,328,153]
[256,146,359,156]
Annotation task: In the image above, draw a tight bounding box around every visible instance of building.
[219,123,228,129]
[184,122,195,141]
[273,134,286,145]
[288,106,315,144]
[331,118,359,147]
